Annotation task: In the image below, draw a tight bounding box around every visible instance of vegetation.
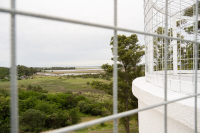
[90,34,145,133]
[42,67,75,70]
[0,54,143,133]
[0,73,140,133]
[181,2,200,35]
[153,24,200,70]
[0,83,112,132]
[0,65,38,81]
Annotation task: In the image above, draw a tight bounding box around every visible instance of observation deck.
[133,0,200,132]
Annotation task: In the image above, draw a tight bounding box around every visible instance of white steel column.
[148,0,154,74]
[172,15,177,75]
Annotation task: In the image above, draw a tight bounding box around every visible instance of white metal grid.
[0,0,200,133]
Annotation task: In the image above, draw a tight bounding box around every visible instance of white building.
[133,0,200,132]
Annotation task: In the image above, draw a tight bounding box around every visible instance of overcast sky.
[0,0,144,67]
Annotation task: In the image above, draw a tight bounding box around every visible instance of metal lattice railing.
[0,0,200,133]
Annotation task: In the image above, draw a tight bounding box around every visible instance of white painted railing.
[146,74,200,94]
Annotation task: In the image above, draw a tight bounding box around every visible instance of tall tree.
[110,34,144,133]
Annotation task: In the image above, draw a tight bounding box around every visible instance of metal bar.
[113,0,118,132]
[46,93,200,133]
[194,0,198,132]
[10,0,18,133]
[0,8,199,44]
[164,0,168,132]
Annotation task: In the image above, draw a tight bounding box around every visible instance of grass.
[68,116,138,133]
[0,75,138,133]
[0,75,110,94]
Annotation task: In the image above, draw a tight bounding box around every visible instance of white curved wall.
[132,77,200,133]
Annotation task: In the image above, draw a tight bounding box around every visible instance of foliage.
[178,2,200,35]
[26,84,43,92]
[68,107,81,124]
[17,65,38,77]
[34,101,58,115]
[91,34,144,133]
[0,67,9,80]
[45,110,69,128]
[20,109,46,132]
[0,96,10,130]
[153,26,198,70]
[77,101,91,114]
[0,75,114,132]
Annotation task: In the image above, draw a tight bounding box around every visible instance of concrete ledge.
[132,77,200,133]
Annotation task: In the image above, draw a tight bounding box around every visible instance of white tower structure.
[133,0,200,132]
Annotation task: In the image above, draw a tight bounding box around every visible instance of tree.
[110,34,144,133]
[177,2,200,35]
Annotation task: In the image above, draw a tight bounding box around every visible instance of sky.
[0,0,144,67]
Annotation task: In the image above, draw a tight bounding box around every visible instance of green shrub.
[0,89,9,97]
[36,93,47,100]
[91,107,102,116]
[0,96,10,126]
[41,89,48,93]
[101,107,110,117]
[26,85,43,92]
[1,79,9,82]
[65,91,73,95]
[74,95,87,103]
[21,84,25,88]
[19,90,41,100]
[34,101,58,115]
[20,109,46,132]
[26,84,33,91]
[45,110,69,128]
[77,101,91,114]
[0,123,10,133]
[68,108,81,124]
[86,81,90,85]
[19,97,38,113]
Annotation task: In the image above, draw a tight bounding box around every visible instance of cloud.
[0,0,144,67]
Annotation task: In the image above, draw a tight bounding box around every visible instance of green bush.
[68,108,81,124]
[19,97,38,113]
[74,95,87,103]
[101,107,110,117]
[26,84,33,91]
[77,101,91,114]
[26,85,43,92]
[0,123,10,133]
[34,101,58,115]
[82,85,86,88]
[36,93,47,100]
[86,81,90,85]
[0,89,9,97]
[20,109,46,132]
[19,90,41,100]
[0,96,10,126]
[32,85,43,92]
[1,79,9,82]
[65,91,73,95]
[45,110,69,128]
[91,107,102,116]
[41,89,48,93]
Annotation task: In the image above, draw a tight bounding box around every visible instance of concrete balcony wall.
[132,77,200,133]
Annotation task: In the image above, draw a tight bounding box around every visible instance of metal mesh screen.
[0,0,199,132]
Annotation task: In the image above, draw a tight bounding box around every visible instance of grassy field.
[50,70,105,74]
[0,75,138,133]
[0,75,109,93]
